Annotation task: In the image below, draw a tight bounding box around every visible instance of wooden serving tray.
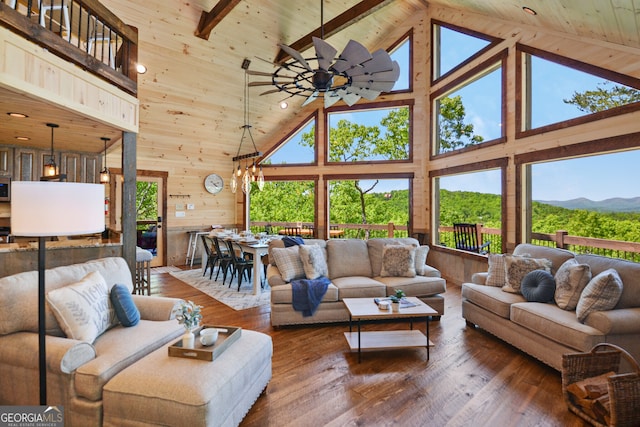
[168,325,242,361]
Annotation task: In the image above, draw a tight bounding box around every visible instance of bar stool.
[39,2,71,41]
[134,246,153,295]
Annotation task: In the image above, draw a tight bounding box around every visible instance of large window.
[433,168,503,252]
[261,116,315,165]
[525,150,640,259]
[249,179,315,231]
[432,22,495,80]
[327,105,410,163]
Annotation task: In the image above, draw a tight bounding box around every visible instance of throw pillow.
[46,271,115,343]
[110,284,140,327]
[271,245,306,282]
[520,270,556,302]
[414,245,430,275]
[576,269,623,323]
[298,244,329,280]
[486,254,506,287]
[282,236,304,247]
[380,244,417,278]
[554,258,592,310]
[503,255,552,294]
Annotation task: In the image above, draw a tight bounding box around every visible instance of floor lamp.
[11,181,105,405]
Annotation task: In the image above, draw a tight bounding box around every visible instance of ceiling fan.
[247,0,400,108]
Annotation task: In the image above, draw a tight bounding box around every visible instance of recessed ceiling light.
[16,136,30,141]
[522,6,537,15]
[7,112,28,118]
[279,101,288,109]
[136,63,147,74]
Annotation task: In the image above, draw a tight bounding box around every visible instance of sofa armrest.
[0,332,95,374]
[131,295,182,321]
[471,272,488,285]
[418,265,441,278]
[266,264,287,287]
[585,308,640,334]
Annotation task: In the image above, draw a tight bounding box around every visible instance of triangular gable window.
[262,115,315,165]
[389,36,410,92]
[432,22,497,81]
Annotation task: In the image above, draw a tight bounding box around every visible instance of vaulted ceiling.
[2,0,640,154]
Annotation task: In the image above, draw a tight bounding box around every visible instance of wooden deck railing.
[0,0,138,94]
[250,221,409,239]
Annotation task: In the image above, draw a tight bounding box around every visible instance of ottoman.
[103,329,272,427]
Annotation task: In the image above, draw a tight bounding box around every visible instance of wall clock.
[204,173,224,194]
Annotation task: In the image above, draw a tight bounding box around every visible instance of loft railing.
[0,0,138,95]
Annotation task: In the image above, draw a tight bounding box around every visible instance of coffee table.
[343,297,437,362]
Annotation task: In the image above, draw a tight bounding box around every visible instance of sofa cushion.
[268,239,326,266]
[74,319,183,401]
[110,284,140,327]
[510,302,605,351]
[554,258,591,310]
[415,245,430,275]
[298,244,329,280]
[331,276,386,299]
[576,269,623,323]
[503,255,552,294]
[486,254,507,287]
[380,244,417,277]
[377,276,446,298]
[366,237,420,277]
[462,283,525,319]
[513,244,575,276]
[576,254,640,309]
[46,271,117,343]
[270,246,305,282]
[0,257,133,337]
[271,282,339,304]
[521,270,556,303]
[327,240,372,280]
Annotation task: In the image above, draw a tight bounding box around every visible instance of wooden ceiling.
[2,0,640,154]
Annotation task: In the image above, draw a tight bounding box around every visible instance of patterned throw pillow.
[576,269,623,323]
[486,254,506,287]
[554,258,592,310]
[502,255,552,294]
[271,245,306,282]
[298,244,328,280]
[46,271,116,343]
[414,245,430,275]
[380,244,417,278]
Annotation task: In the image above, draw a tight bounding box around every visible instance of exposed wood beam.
[195,0,241,40]
[274,0,395,64]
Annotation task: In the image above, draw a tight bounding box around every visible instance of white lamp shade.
[11,181,105,237]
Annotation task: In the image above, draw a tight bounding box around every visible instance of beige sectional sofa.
[267,237,447,327]
[462,244,640,370]
[0,257,185,426]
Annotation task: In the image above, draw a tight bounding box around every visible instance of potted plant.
[389,289,405,312]
[175,300,203,348]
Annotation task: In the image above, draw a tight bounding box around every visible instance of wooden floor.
[150,266,588,427]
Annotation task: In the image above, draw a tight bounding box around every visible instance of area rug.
[169,269,270,311]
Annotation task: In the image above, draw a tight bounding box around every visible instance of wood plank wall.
[98,0,640,271]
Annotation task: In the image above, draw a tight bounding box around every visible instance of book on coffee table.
[374,297,417,308]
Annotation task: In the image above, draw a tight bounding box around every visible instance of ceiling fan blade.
[332,40,372,73]
[351,61,400,83]
[313,37,337,71]
[350,87,381,100]
[279,43,312,71]
[336,89,361,107]
[248,81,274,87]
[246,70,276,77]
[364,80,396,92]
[346,49,394,76]
[324,91,341,108]
[259,88,282,96]
[302,91,319,106]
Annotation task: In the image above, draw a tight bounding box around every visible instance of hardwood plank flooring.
[150,267,588,427]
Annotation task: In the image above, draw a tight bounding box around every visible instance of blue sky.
[263,29,640,201]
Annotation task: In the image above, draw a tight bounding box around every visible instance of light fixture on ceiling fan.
[248,0,400,108]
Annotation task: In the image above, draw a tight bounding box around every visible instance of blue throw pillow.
[110,284,140,327]
[521,270,556,303]
[283,236,304,247]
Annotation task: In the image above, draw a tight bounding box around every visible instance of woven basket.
[562,343,640,427]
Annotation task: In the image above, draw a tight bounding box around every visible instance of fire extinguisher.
[104,197,110,216]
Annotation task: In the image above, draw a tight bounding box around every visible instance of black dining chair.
[212,236,233,283]
[201,235,218,279]
[224,239,253,291]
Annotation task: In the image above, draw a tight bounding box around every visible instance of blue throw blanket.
[291,276,330,317]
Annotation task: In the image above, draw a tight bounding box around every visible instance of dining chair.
[212,236,233,283]
[201,235,217,279]
[224,239,253,291]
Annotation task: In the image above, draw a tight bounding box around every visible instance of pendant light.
[99,137,110,183]
[42,123,59,177]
